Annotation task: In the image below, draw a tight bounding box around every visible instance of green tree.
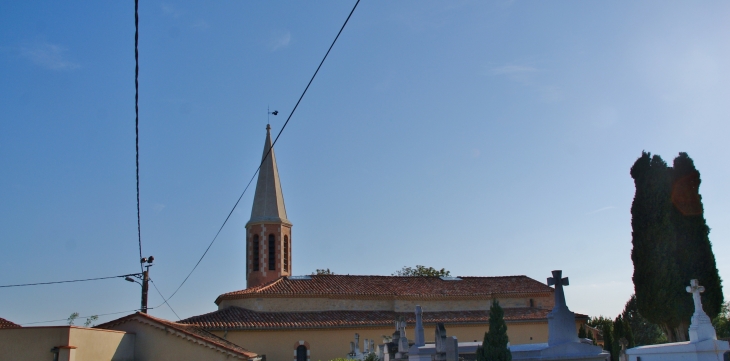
[578,324,587,338]
[621,294,665,346]
[601,323,614,361]
[712,302,730,338]
[392,265,451,277]
[312,268,335,275]
[477,299,511,361]
[630,152,723,342]
[67,312,79,326]
[84,315,98,327]
[612,315,635,359]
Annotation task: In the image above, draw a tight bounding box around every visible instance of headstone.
[547,270,579,346]
[687,279,717,342]
[415,305,425,346]
[409,305,433,361]
[432,323,459,361]
[626,279,730,361]
[509,270,609,361]
[618,338,628,361]
[355,333,361,355]
[396,320,410,360]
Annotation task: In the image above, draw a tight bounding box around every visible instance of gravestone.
[432,323,459,361]
[509,270,609,361]
[409,305,433,361]
[626,279,730,361]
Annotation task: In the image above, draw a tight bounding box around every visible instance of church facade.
[181,126,586,361]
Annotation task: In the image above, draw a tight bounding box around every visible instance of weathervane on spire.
[267,105,278,126]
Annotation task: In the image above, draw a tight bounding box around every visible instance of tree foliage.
[578,324,587,338]
[630,152,723,342]
[477,299,512,361]
[621,294,665,346]
[601,322,614,361]
[392,265,451,277]
[712,302,730,339]
[67,312,79,326]
[312,268,335,275]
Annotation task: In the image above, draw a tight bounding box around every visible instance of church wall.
[220,294,553,313]
[216,321,556,361]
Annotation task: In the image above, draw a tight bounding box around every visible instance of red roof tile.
[181,306,583,330]
[96,312,257,359]
[0,317,21,329]
[216,275,553,304]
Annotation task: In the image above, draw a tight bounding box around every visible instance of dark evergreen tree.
[630,152,723,342]
[670,153,723,321]
[578,324,587,338]
[601,323,614,361]
[621,294,665,346]
[477,299,512,361]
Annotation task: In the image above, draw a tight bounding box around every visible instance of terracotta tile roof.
[0,317,21,329]
[96,312,257,359]
[216,275,553,304]
[181,306,584,330]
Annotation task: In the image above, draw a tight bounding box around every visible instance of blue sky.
[1,1,729,326]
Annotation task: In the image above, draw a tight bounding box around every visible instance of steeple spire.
[245,125,293,288]
[247,124,291,227]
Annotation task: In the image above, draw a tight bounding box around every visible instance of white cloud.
[587,206,615,215]
[268,31,291,51]
[20,43,79,70]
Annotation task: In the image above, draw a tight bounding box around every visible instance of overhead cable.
[0,273,141,288]
[159,0,361,304]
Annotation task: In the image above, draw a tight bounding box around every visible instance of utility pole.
[127,256,154,313]
[141,262,150,313]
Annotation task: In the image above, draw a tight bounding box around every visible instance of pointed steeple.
[247,124,291,227]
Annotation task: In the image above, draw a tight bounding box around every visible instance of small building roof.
[96,312,257,359]
[216,274,554,304]
[181,306,585,330]
[0,317,21,329]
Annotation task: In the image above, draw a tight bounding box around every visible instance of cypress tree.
[477,299,512,361]
[578,324,587,338]
[601,323,614,361]
[630,152,723,342]
[613,316,624,359]
[670,153,723,321]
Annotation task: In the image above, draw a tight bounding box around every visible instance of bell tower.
[245,124,292,288]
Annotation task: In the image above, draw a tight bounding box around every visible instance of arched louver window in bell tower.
[252,234,260,271]
[268,234,276,271]
[283,235,289,272]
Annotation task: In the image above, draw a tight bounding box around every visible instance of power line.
[150,279,180,320]
[0,273,141,288]
[159,0,361,305]
[20,308,145,326]
[134,0,143,273]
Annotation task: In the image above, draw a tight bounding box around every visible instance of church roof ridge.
[215,274,553,304]
[247,125,290,227]
[181,306,581,331]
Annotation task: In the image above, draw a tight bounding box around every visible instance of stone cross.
[685,279,717,342]
[686,279,706,315]
[547,270,570,310]
[414,305,425,347]
[355,333,361,355]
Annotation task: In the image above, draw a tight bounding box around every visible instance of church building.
[180,126,586,361]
